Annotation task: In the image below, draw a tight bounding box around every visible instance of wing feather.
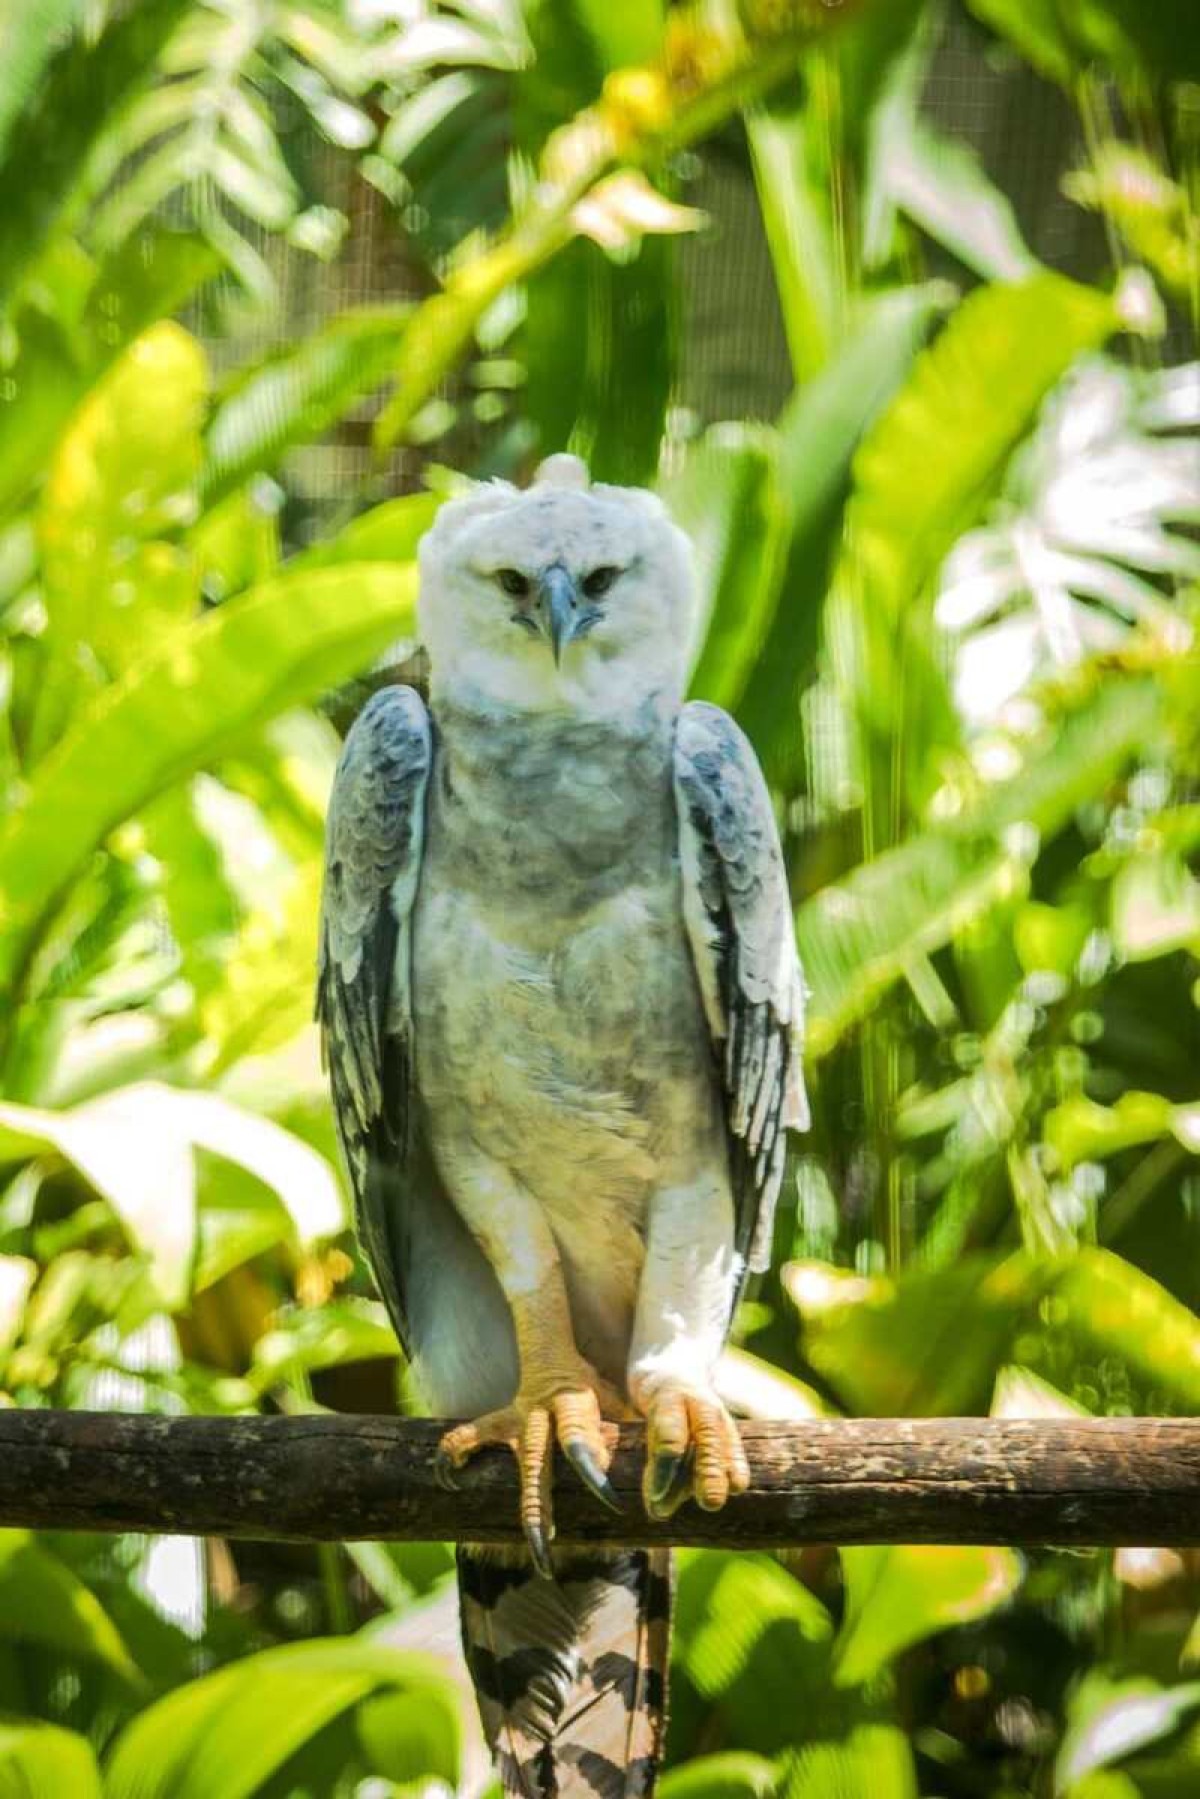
[674,701,809,1274]
[316,684,432,1355]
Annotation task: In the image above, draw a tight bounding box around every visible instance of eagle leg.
[638,1382,750,1521]
[435,1373,627,1577]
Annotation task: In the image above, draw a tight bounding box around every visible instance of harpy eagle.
[318,454,807,1797]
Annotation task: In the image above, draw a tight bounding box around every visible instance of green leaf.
[884,120,1038,283]
[664,425,787,714]
[966,0,1200,88]
[518,1,672,484]
[1053,1249,1200,1413]
[28,319,208,759]
[735,284,946,790]
[800,831,1023,1058]
[674,1551,833,1754]
[833,1545,1021,1688]
[1057,1673,1200,1790]
[659,1753,779,1799]
[0,559,417,1004]
[0,1717,103,1799]
[0,0,191,315]
[355,1684,462,1787]
[103,1639,460,1799]
[0,1082,342,1307]
[290,491,441,572]
[201,306,414,507]
[829,275,1118,815]
[1046,1093,1175,1169]
[0,1530,141,1684]
[800,671,1164,1053]
[1111,850,1200,961]
[783,1255,1044,1416]
[0,227,221,525]
[781,1724,917,1799]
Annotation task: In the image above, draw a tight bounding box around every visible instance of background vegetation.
[0,0,1197,1793]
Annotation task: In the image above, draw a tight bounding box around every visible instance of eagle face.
[417,454,695,717]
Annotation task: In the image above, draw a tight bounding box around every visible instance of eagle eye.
[582,565,619,598]
[496,568,530,598]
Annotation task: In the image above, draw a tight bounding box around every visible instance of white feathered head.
[417,455,695,715]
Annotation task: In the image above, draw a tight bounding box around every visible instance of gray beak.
[536,563,579,666]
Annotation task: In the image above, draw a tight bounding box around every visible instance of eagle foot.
[639,1383,750,1520]
[434,1378,625,1578]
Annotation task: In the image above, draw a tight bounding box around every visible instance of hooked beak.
[536,563,580,667]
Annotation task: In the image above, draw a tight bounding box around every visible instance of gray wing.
[673,700,809,1274]
[316,684,432,1356]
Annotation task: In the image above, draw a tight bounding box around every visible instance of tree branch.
[2,1412,1198,1546]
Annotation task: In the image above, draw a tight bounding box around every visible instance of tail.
[458,1545,672,1799]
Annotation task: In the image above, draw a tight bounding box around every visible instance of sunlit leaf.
[834,1545,1021,1688]
[103,1639,460,1799]
[0,0,191,314]
[1057,1673,1200,1790]
[781,1724,918,1799]
[0,1530,141,1683]
[0,1718,102,1799]
[0,560,417,1003]
[659,1752,778,1799]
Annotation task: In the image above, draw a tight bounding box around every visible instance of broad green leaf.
[966,0,1200,87]
[674,1551,833,1754]
[1046,1093,1175,1169]
[885,120,1039,283]
[290,491,441,572]
[0,1084,341,1308]
[828,275,1118,818]
[1053,1249,1200,1413]
[783,1254,1044,1416]
[0,0,191,315]
[1057,1674,1200,1790]
[1111,850,1200,961]
[355,1684,462,1787]
[665,425,787,714]
[201,306,413,506]
[0,559,417,1003]
[800,831,1022,1057]
[659,1753,778,1799]
[0,228,221,524]
[833,1545,1021,1688]
[0,1530,141,1683]
[800,671,1164,1052]
[781,1724,917,1799]
[29,320,208,759]
[103,1639,459,1799]
[0,1093,195,1308]
[0,1,84,164]
[736,284,946,790]
[518,0,672,484]
[0,1718,102,1799]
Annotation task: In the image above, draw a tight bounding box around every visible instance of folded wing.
[673,700,809,1274]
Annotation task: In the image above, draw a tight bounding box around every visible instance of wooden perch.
[2,1413,1199,1547]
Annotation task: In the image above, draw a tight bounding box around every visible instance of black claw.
[646,1447,694,1520]
[564,1439,624,1514]
[433,1449,461,1493]
[648,1449,686,1505]
[525,1520,554,1580]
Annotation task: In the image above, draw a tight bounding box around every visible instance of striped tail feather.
[457,1545,673,1799]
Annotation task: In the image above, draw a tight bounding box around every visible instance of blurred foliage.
[0,0,1197,1795]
